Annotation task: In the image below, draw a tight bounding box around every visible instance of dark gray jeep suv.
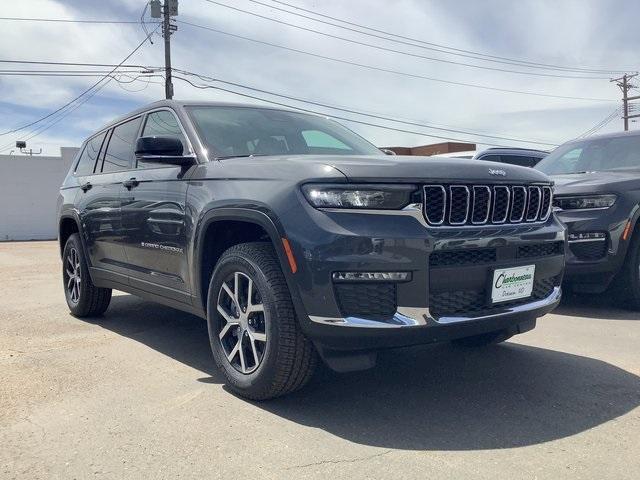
[57,100,565,399]
[536,130,640,306]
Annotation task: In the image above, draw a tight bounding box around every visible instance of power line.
[0,25,159,137]
[200,0,609,80]
[174,68,558,146]
[178,20,615,103]
[263,0,635,75]
[0,16,155,24]
[0,59,157,68]
[172,75,553,148]
[248,0,628,75]
[576,107,621,138]
[0,74,163,153]
[0,81,111,153]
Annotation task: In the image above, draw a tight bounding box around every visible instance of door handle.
[123,177,140,190]
[80,181,92,192]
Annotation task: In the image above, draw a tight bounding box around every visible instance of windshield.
[186,106,383,158]
[536,134,640,175]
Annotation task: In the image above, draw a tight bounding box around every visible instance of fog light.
[332,271,411,282]
[568,232,606,242]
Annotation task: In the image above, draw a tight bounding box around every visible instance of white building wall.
[0,147,79,241]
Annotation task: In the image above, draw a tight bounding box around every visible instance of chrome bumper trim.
[308,287,561,328]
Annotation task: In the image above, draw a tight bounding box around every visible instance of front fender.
[191,206,308,321]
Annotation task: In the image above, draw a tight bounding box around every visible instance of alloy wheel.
[65,247,81,304]
[216,271,267,374]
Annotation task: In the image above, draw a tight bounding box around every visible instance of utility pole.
[151,0,178,99]
[611,73,639,131]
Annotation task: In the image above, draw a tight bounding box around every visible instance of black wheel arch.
[193,207,308,321]
[58,212,85,258]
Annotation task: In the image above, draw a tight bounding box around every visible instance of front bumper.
[280,202,566,351]
[556,206,632,292]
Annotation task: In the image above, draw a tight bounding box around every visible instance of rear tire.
[62,233,112,317]
[618,228,640,309]
[451,329,511,347]
[206,242,317,400]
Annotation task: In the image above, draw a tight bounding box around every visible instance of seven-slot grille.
[423,184,552,227]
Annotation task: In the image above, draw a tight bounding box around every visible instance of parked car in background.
[433,150,477,159]
[57,100,565,399]
[474,147,548,167]
[536,130,640,307]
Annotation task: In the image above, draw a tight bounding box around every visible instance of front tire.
[618,228,640,309]
[206,242,317,400]
[62,233,112,317]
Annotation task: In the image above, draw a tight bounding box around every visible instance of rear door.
[119,108,194,303]
[75,129,130,282]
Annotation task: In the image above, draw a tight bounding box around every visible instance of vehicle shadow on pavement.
[100,294,640,451]
[554,291,640,320]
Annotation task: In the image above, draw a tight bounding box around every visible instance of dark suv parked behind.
[536,131,640,306]
[474,147,548,167]
[57,100,565,399]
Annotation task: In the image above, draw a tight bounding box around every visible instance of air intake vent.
[422,184,552,227]
[424,185,446,225]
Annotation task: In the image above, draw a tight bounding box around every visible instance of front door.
[119,109,193,303]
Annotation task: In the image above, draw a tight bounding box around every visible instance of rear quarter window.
[74,132,106,176]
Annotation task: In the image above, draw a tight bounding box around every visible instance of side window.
[501,155,536,167]
[74,132,106,176]
[101,116,142,173]
[479,154,502,163]
[138,110,186,168]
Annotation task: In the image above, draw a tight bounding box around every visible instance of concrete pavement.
[1,241,639,479]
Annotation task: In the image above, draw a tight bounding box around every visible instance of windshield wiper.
[214,154,269,160]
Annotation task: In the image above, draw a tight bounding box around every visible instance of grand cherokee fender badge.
[140,242,184,254]
[489,168,507,176]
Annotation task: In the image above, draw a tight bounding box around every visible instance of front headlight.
[554,194,617,210]
[302,184,416,209]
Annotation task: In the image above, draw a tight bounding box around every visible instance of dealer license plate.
[491,265,535,304]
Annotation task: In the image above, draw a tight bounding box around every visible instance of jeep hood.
[319,155,551,183]
[217,154,552,184]
[550,169,640,195]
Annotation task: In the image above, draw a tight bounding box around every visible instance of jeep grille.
[423,184,552,226]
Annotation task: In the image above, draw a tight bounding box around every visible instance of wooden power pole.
[611,73,639,131]
[151,0,178,99]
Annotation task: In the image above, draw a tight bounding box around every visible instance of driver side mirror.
[135,136,196,166]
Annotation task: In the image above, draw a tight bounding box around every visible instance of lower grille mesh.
[517,242,564,259]
[570,241,607,260]
[429,276,558,318]
[335,283,397,319]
